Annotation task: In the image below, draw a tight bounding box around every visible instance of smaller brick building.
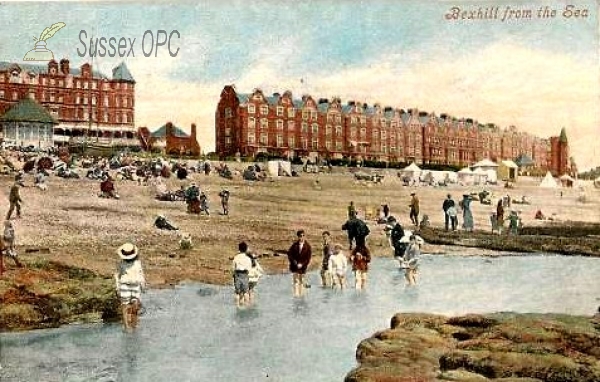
[138,122,201,156]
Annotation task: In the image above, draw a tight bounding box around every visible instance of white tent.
[486,169,498,184]
[472,167,488,185]
[267,160,292,177]
[539,171,558,188]
[458,167,475,185]
[472,159,499,170]
[400,162,421,179]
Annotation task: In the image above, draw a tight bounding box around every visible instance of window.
[12,91,17,100]
[260,118,268,130]
[115,98,120,108]
[277,135,283,147]
[327,113,333,122]
[360,128,366,137]
[248,117,256,128]
[0,90,4,98]
[92,82,97,90]
[103,113,108,123]
[59,96,63,103]
[103,97,108,107]
[76,95,80,104]
[312,138,318,149]
[50,94,55,102]
[260,133,268,145]
[277,119,284,130]
[84,111,89,121]
[336,141,343,150]
[83,81,88,89]
[326,125,332,135]
[335,125,342,135]
[225,137,232,145]
[351,116,357,124]
[225,107,232,118]
[123,97,128,108]
[302,110,309,120]
[76,81,81,89]
[312,123,318,134]
[288,108,295,118]
[276,106,284,117]
[248,132,255,144]
[288,136,295,148]
[350,127,357,138]
[301,123,308,133]
[92,97,96,105]
[336,115,341,123]
[287,121,295,131]
[260,105,268,115]
[360,116,366,124]
[50,78,55,86]
[311,111,317,120]
[325,140,332,150]
[83,97,88,105]
[28,92,35,100]
[248,104,255,114]
[301,137,308,149]
[115,113,120,123]
[123,113,128,123]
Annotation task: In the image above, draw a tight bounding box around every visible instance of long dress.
[462,196,474,231]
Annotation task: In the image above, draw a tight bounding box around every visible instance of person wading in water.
[115,243,146,331]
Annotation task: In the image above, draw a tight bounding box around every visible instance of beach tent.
[559,174,574,188]
[539,171,558,188]
[267,160,292,177]
[472,167,488,185]
[498,160,519,182]
[472,159,499,171]
[485,169,498,184]
[400,162,421,180]
[458,167,475,185]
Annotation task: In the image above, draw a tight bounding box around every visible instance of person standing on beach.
[6,182,22,220]
[409,192,419,226]
[2,220,22,268]
[348,201,357,219]
[442,194,456,231]
[115,243,146,330]
[320,231,334,287]
[496,199,505,235]
[232,242,252,307]
[219,189,230,215]
[342,211,370,250]
[287,230,312,297]
[462,194,474,232]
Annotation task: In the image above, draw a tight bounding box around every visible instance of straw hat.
[117,242,139,260]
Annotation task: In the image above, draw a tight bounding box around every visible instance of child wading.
[114,243,146,330]
[247,252,264,304]
[350,244,371,290]
[401,235,420,286]
[232,242,252,307]
[328,244,348,289]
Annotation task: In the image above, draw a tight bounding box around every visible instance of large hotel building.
[216,86,571,175]
[0,59,137,146]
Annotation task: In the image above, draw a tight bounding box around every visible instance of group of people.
[184,182,231,216]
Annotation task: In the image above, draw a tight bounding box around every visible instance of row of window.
[0,90,132,109]
[1,72,131,91]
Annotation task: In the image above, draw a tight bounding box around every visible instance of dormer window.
[50,68,56,75]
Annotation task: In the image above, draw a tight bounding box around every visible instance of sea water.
[1,254,599,382]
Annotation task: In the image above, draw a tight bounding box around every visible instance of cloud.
[127,40,599,170]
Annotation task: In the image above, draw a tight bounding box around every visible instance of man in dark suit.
[287,229,312,297]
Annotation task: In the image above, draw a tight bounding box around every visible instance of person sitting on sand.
[100,175,119,199]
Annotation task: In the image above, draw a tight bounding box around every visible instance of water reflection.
[1,255,599,382]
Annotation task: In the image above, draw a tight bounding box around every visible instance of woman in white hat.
[115,243,146,330]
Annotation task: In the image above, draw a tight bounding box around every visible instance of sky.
[0,0,598,170]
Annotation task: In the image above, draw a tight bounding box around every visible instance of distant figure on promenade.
[342,211,370,250]
[350,244,371,290]
[115,243,146,331]
[6,182,22,220]
[219,189,230,215]
[401,235,420,286]
[409,192,420,226]
[442,194,457,231]
[348,201,357,219]
[287,230,312,297]
[320,231,334,287]
[382,204,390,219]
[496,199,505,235]
[247,252,264,304]
[462,194,474,232]
[328,244,348,289]
[232,242,252,307]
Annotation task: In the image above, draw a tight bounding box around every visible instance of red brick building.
[0,59,137,147]
[138,122,201,156]
[549,128,570,176]
[216,86,566,171]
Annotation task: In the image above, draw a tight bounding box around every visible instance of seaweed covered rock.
[346,313,600,382]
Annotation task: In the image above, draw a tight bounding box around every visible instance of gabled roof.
[112,62,135,83]
[0,61,108,78]
[151,124,189,138]
[501,160,519,169]
[472,159,499,168]
[402,162,421,172]
[0,98,57,124]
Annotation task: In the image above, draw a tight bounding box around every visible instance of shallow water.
[1,254,599,382]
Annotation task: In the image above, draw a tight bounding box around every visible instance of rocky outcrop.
[419,223,600,257]
[345,313,600,382]
[0,259,120,331]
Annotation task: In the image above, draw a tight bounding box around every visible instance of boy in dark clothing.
[6,182,22,220]
[390,221,406,259]
[442,194,456,231]
[342,213,370,250]
[219,189,230,215]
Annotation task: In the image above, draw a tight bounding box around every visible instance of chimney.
[59,59,70,75]
[191,123,197,138]
[166,122,173,137]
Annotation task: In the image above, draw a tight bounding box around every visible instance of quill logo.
[23,22,66,61]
